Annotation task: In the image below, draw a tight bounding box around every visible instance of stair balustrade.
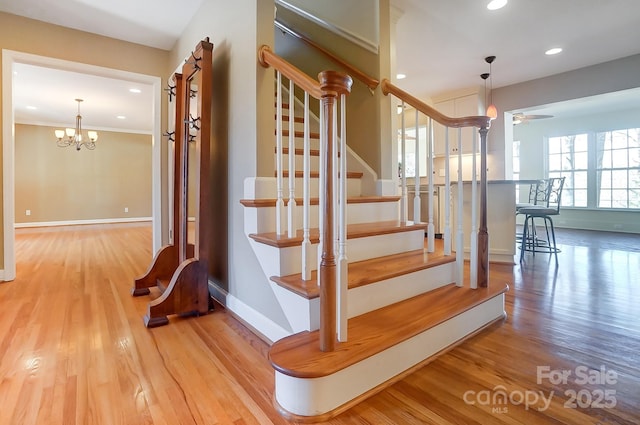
[259,45,353,351]
[382,79,491,288]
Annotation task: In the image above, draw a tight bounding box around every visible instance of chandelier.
[54,98,98,150]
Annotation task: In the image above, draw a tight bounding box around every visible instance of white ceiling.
[13,63,154,133]
[392,0,640,98]
[3,0,640,131]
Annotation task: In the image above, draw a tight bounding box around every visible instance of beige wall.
[15,124,151,223]
[0,12,170,270]
[169,0,290,328]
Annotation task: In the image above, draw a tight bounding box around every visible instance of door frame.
[2,49,163,280]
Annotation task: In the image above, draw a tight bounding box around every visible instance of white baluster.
[456,128,464,287]
[427,118,435,252]
[413,109,421,224]
[337,94,348,342]
[276,72,285,235]
[400,102,407,222]
[301,91,312,280]
[469,130,478,289]
[444,123,451,255]
[287,80,296,237]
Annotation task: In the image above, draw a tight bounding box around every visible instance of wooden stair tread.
[271,248,455,299]
[269,282,509,378]
[240,195,400,208]
[277,147,320,156]
[276,129,320,139]
[249,220,427,248]
[278,115,305,123]
[277,170,363,179]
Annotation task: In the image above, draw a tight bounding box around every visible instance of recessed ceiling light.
[26,105,37,110]
[117,115,126,119]
[545,47,563,55]
[129,88,142,94]
[396,73,406,80]
[487,0,507,10]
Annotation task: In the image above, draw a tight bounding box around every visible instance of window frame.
[545,128,640,211]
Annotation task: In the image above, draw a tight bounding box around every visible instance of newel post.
[318,70,352,352]
[477,126,490,288]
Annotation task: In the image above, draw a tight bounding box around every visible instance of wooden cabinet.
[433,93,483,157]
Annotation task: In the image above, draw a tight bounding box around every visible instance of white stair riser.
[245,176,360,199]
[274,294,506,417]
[244,201,400,234]
[249,229,425,277]
[275,152,320,173]
[348,262,456,318]
[268,261,456,333]
[257,178,362,199]
[276,137,321,151]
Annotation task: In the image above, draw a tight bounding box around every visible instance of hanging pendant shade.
[486,104,498,119]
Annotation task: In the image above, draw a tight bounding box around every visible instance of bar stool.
[515,179,546,242]
[518,177,565,262]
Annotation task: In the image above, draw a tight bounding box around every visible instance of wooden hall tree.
[131,39,214,327]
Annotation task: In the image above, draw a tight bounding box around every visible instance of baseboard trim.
[15,217,152,228]
[209,280,291,344]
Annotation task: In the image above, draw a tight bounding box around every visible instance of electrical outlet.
[124,207,129,213]
[25,209,31,216]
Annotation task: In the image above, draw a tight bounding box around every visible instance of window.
[513,140,521,180]
[548,134,588,207]
[596,128,640,208]
[398,126,428,178]
[547,128,640,210]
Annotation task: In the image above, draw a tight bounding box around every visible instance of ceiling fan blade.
[522,114,554,120]
[512,113,554,124]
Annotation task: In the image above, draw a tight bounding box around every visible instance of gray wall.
[169,0,292,334]
[489,54,640,234]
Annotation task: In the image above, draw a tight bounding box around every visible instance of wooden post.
[477,126,489,287]
[318,71,352,352]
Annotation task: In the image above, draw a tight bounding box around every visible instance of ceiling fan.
[512,112,554,125]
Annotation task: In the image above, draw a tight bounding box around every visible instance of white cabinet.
[433,93,483,157]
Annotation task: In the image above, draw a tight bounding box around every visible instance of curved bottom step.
[270,283,509,421]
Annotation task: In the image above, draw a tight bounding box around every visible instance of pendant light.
[485,56,497,120]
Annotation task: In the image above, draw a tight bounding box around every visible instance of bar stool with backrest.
[518,177,565,262]
[515,179,546,241]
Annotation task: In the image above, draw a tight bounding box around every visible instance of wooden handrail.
[259,45,322,98]
[381,79,492,129]
[275,19,379,91]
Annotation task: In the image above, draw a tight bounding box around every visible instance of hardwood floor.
[1,223,638,424]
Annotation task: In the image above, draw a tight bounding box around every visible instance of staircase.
[241,49,507,421]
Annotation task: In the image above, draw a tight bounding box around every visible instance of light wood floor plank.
[0,223,638,424]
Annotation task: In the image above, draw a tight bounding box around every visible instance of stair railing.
[259,45,353,352]
[382,79,491,288]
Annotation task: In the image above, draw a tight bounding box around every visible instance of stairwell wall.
[274,1,393,180]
